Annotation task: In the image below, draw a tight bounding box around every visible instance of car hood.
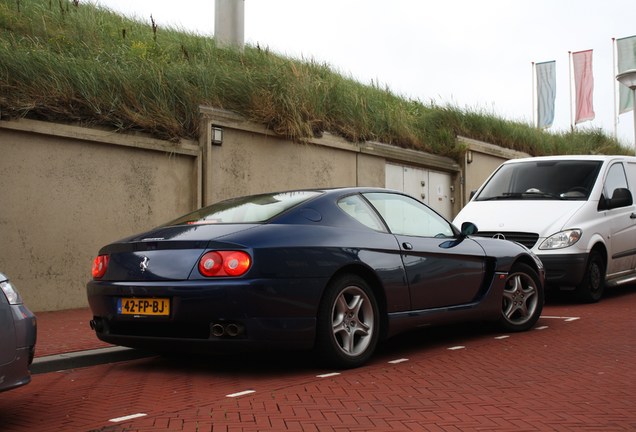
[453,200,586,235]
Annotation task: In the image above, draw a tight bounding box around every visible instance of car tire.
[576,251,605,303]
[498,263,544,332]
[315,274,380,369]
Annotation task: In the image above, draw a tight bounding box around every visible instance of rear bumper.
[537,253,588,287]
[86,278,324,352]
[90,317,316,353]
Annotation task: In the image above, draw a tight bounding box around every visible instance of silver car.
[0,272,37,392]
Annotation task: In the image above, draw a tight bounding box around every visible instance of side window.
[363,192,454,238]
[603,163,629,202]
[624,162,636,191]
[337,195,386,231]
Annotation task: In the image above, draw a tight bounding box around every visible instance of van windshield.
[475,160,603,201]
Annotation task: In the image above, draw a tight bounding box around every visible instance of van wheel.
[576,251,605,303]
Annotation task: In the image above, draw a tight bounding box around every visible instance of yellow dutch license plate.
[118,298,170,316]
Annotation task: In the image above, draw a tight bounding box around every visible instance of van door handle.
[631,213,636,219]
[402,242,413,250]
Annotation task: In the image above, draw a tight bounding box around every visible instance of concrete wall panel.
[206,129,358,204]
[0,120,199,311]
[356,153,385,187]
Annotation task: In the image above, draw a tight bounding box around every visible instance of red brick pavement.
[4,288,636,431]
[34,307,112,357]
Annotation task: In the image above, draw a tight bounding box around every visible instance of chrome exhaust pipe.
[226,323,241,337]
[211,323,225,337]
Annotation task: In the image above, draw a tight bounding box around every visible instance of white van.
[453,155,636,302]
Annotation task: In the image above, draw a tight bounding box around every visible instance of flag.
[617,35,636,114]
[572,50,595,124]
[535,61,556,128]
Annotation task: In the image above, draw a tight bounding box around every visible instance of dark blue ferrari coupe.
[87,187,545,368]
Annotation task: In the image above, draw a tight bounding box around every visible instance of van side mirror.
[599,188,633,210]
[609,188,633,209]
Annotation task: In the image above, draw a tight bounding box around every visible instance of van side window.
[601,163,631,209]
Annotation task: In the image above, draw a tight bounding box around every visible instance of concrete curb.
[31,347,153,374]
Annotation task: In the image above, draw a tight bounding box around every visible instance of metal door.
[428,170,453,218]
[385,163,453,219]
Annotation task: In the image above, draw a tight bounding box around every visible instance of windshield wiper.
[522,191,558,199]
[478,192,524,201]
[478,191,558,201]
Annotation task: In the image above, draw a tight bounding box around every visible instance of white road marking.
[316,372,341,378]
[226,390,256,398]
[388,358,409,364]
[535,325,549,330]
[109,413,147,423]
[542,316,581,320]
[448,346,465,350]
[494,335,510,340]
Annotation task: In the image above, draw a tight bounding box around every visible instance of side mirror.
[460,222,478,237]
[605,188,633,210]
[441,222,478,249]
[612,188,633,208]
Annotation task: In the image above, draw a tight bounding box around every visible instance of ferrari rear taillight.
[92,255,109,279]
[199,251,251,277]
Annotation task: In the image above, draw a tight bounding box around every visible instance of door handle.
[402,242,413,250]
[631,213,636,219]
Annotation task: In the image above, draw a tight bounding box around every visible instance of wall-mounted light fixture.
[466,150,473,164]
[211,126,224,146]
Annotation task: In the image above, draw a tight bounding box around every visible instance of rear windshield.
[168,191,321,225]
[476,160,603,201]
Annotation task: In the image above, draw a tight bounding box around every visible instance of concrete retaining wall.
[0,113,521,311]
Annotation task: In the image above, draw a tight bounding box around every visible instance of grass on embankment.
[0,0,629,159]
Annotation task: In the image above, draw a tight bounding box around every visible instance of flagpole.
[532,62,536,127]
[569,51,574,130]
[612,38,618,138]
